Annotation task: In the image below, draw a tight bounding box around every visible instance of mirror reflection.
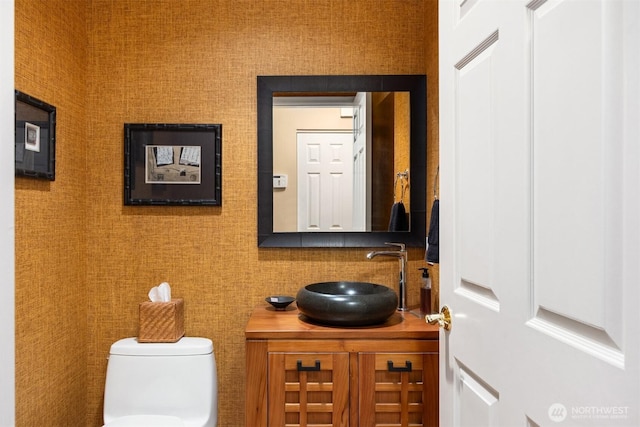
[272,91,410,233]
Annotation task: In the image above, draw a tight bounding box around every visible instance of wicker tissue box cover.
[138,298,185,343]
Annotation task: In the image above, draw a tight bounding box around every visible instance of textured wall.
[425,0,440,310]
[15,1,438,426]
[14,0,88,425]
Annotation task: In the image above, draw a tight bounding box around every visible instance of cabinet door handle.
[387,360,412,372]
[297,360,321,371]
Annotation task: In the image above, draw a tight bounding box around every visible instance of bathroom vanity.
[245,305,439,427]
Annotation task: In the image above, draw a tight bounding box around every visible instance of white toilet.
[103,337,217,427]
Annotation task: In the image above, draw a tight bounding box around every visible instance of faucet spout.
[366,251,402,259]
[366,242,408,311]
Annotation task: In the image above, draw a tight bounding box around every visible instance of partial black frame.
[15,90,56,180]
[124,123,222,206]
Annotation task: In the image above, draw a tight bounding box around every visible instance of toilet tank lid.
[104,415,184,427]
[110,337,213,356]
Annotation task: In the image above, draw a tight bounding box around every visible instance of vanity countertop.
[245,304,439,340]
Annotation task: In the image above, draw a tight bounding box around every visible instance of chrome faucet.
[366,242,408,311]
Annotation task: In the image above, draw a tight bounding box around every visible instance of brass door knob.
[425,305,452,331]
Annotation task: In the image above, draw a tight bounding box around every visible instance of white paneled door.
[439,0,639,426]
[297,131,354,232]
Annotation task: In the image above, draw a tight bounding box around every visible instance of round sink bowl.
[296,281,398,326]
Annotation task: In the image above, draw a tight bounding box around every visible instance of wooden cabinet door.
[358,352,438,427]
[268,352,350,427]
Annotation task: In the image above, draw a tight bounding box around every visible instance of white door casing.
[352,91,372,231]
[0,1,15,425]
[439,0,639,426]
[297,131,354,232]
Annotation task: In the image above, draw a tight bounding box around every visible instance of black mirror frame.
[258,75,427,248]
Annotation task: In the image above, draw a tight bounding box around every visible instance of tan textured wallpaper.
[15,1,438,426]
[14,0,88,425]
[425,0,440,312]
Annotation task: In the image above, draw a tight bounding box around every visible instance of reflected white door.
[297,131,353,231]
[439,0,639,426]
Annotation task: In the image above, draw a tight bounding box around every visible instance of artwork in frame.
[124,123,222,206]
[15,90,56,180]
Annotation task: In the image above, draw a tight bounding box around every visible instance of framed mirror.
[258,75,427,248]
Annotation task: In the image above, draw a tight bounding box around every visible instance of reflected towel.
[388,202,409,232]
[426,199,439,263]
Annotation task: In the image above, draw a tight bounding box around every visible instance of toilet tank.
[104,337,217,427]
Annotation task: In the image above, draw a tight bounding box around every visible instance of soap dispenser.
[419,267,432,314]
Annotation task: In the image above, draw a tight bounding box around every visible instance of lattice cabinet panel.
[359,353,438,427]
[268,352,350,427]
[245,306,439,427]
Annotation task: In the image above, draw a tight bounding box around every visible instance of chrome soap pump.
[419,267,432,314]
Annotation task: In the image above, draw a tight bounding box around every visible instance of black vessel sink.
[296,281,398,326]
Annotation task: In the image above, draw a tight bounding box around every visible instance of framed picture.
[124,123,222,205]
[15,90,56,180]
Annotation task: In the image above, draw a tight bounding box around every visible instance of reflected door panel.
[297,132,353,232]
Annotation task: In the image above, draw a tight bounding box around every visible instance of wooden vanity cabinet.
[245,305,439,427]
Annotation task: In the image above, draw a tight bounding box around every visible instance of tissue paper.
[148,282,172,302]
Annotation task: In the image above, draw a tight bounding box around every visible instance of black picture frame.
[15,90,56,180]
[124,123,222,206]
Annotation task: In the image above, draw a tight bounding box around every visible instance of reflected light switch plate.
[273,174,288,189]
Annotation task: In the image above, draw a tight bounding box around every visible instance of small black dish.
[265,296,295,310]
